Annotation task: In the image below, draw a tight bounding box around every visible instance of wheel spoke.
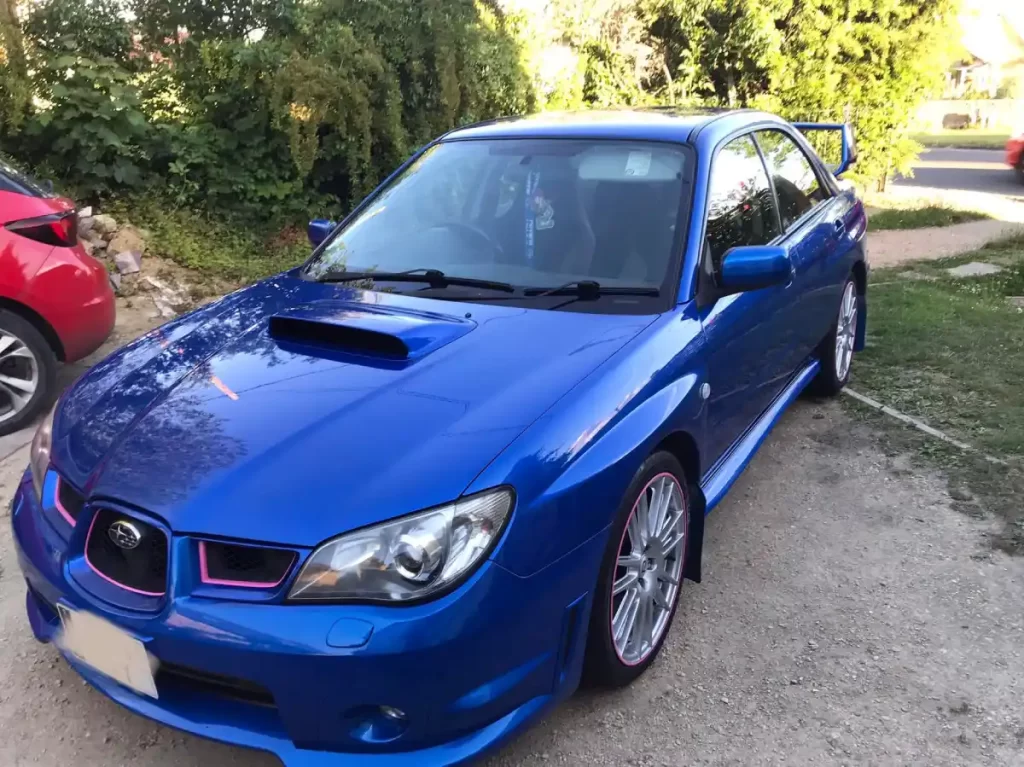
[0,380,30,410]
[657,571,679,586]
[660,528,685,557]
[0,335,16,359]
[613,570,639,596]
[626,510,644,549]
[635,595,653,648]
[0,373,35,393]
[617,552,642,570]
[612,587,640,645]
[653,588,672,611]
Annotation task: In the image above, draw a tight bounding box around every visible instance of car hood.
[53,273,654,546]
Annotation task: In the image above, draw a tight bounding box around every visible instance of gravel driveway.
[2,399,1022,766]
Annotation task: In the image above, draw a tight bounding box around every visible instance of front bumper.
[11,471,602,765]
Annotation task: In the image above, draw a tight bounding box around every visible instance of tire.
[810,277,858,397]
[1016,162,1024,185]
[0,309,57,436]
[583,451,689,688]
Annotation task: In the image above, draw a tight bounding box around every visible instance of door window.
[704,135,780,283]
[756,130,828,230]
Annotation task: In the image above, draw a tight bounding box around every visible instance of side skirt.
[700,360,821,515]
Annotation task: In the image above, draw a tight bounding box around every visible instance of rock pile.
[77,208,150,289]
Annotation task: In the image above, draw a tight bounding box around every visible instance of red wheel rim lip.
[610,471,687,667]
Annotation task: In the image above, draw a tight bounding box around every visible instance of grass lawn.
[849,235,1024,554]
[868,205,991,231]
[910,130,1010,150]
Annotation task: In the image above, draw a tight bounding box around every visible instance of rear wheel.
[0,310,56,435]
[811,277,858,397]
[583,452,688,688]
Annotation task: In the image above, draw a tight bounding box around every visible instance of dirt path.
[2,401,1022,766]
[868,219,1024,269]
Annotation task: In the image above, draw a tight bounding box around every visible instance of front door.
[698,134,793,469]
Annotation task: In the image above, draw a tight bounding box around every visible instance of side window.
[704,135,781,283]
[756,130,828,231]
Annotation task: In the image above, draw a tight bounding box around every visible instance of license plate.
[56,604,159,699]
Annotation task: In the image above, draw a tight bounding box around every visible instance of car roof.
[443,107,752,144]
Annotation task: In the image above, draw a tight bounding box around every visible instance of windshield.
[306,139,693,291]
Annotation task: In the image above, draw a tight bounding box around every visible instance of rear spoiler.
[793,122,858,177]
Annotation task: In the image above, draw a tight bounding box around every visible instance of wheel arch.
[653,430,705,584]
[0,297,66,361]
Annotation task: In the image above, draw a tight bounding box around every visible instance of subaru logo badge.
[108,520,142,550]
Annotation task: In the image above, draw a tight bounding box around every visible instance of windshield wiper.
[314,268,516,293]
[523,280,659,298]
[451,280,660,303]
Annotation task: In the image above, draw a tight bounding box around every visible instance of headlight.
[29,403,57,499]
[288,488,514,602]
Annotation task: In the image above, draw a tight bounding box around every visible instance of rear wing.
[793,122,858,177]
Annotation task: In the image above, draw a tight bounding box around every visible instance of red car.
[1008,132,1024,183]
[0,160,115,434]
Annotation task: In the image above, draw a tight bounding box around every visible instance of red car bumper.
[25,243,116,362]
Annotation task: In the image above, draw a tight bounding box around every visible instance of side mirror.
[719,245,793,293]
[308,219,336,247]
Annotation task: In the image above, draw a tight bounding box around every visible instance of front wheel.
[0,310,57,435]
[583,452,689,688]
[811,277,858,397]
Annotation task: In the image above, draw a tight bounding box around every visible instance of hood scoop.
[269,301,476,361]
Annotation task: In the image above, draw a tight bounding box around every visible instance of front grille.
[85,509,168,596]
[55,477,84,523]
[157,662,275,707]
[199,541,295,588]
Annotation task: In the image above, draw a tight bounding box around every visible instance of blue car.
[14,109,866,765]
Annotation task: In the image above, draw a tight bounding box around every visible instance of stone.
[80,239,95,257]
[114,250,141,274]
[78,205,92,218]
[91,214,118,236]
[106,224,146,258]
[85,231,106,251]
[946,262,1003,278]
[77,216,95,236]
[109,272,122,292]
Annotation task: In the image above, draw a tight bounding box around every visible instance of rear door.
[754,129,847,366]
[698,134,792,468]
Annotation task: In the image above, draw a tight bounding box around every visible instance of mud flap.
[684,483,705,583]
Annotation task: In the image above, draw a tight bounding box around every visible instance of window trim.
[696,130,785,305]
[757,125,835,234]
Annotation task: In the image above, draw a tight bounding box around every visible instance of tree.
[651,0,962,190]
[0,0,30,132]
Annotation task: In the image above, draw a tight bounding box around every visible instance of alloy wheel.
[834,282,857,381]
[610,473,686,666]
[0,330,40,424]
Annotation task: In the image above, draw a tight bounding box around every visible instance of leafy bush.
[24,0,134,64]
[19,50,151,197]
[109,197,310,283]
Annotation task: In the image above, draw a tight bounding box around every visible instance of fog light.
[342,704,410,743]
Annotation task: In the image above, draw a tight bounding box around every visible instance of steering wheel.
[430,222,504,259]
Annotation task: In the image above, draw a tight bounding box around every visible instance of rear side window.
[0,158,52,197]
[756,130,827,230]
[704,135,780,282]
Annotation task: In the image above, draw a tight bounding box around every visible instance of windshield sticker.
[625,151,652,177]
